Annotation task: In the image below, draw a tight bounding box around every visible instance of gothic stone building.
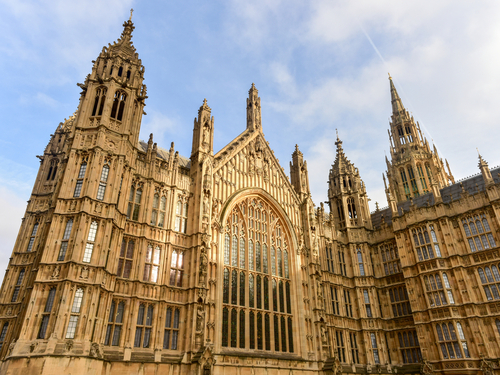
[0,17,500,375]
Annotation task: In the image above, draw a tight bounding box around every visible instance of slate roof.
[138,140,191,168]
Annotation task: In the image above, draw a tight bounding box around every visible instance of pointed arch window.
[83,221,98,263]
[26,222,39,252]
[412,226,438,261]
[143,245,160,283]
[478,266,500,300]
[417,164,428,192]
[397,126,405,145]
[371,333,380,364]
[151,194,166,227]
[357,249,365,276]
[11,268,25,302]
[347,198,357,219]
[424,273,454,306]
[174,200,188,233]
[0,323,9,351]
[134,304,153,348]
[407,166,419,196]
[398,330,422,363]
[105,301,125,346]
[164,308,180,349]
[74,162,87,197]
[436,322,470,359]
[110,91,126,121]
[400,169,410,199]
[127,186,142,221]
[38,287,56,339]
[96,162,110,200]
[58,219,73,261]
[91,87,107,116]
[169,250,184,287]
[221,198,293,352]
[66,288,83,339]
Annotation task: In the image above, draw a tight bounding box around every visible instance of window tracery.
[462,214,496,252]
[221,197,293,352]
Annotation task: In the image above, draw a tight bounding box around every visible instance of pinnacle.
[389,75,405,115]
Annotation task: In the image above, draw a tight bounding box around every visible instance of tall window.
[496,319,500,336]
[11,269,25,302]
[429,225,442,257]
[174,200,188,233]
[325,246,335,273]
[463,214,496,252]
[380,242,401,275]
[357,250,365,276]
[347,198,357,219]
[0,323,9,351]
[336,330,346,362]
[221,197,294,352]
[91,87,106,116]
[134,304,153,348]
[330,286,340,315]
[344,290,353,317]
[26,222,39,252]
[398,330,422,363]
[424,273,454,306]
[96,162,110,200]
[412,226,439,261]
[407,166,419,196]
[127,185,142,221]
[110,91,126,121]
[105,301,124,346]
[350,332,359,364]
[74,162,87,197]
[371,333,380,364]
[169,250,184,287]
[478,265,500,300]
[338,250,347,276]
[117,238,134,279]
[164,308,180,349]
[363,289,372,318]
[417,164,428,192]
[151,194,160,226]
[436,322,470,359]
[83,221,98,263]
[58,219,73,261]
[143,245,160,283]
[38,287,56,339]
[66,288,83,339]
[400,169,410,199]
[389,286,411,317]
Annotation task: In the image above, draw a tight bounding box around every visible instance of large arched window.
[110,91,126,121]
[222,197,293,353]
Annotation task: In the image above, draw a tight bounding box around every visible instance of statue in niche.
[196,305,205,334]
[203,193,210,216]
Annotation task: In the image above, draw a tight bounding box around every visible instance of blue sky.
[1,1,500,272]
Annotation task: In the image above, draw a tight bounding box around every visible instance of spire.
[108,11,137,58]
[389,74,405,115]
[477,149,494,187]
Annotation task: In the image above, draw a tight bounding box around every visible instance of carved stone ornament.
[51,265,61,279]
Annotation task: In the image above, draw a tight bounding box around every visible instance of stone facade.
[0,17,500,375]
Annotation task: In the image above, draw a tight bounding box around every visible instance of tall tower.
[0,15,148,371]
[385,76,454,203]
[328,134,371,230]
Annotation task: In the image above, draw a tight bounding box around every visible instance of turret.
[246,83,262,131]
[385,75,453,203]
[478,150,494,187]
[290,144,310,197]
[328,133,372,230]
[191,99,214,160]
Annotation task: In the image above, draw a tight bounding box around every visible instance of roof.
[137,140,191,168]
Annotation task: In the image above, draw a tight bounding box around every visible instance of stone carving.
[90,342,102,358]
[80,266,89,280]
[51,265,60,279]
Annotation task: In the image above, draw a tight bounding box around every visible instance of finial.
[129,8,134,21]
[388,72,392,79]
[336,128,339,141]
[203,98,207,105]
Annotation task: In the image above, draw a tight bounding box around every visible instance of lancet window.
[0,323,9,350]
[174,199,188,233]
[400,169,410,199]
[74,162,87,198]
[169,250,184,287]
[325,245,335,273]
[389,286,411,317]
[66,288,83,339]
[347,198,357,219]
[164,307,180,349]
[91,87,106,117]
[143,245,160,283]
[436,322,470,359]
[96,161,110,200]
[151,194,167,227]
[477,265,500,300]
[417,164,428,192]
[110,91,126,121]
[83,221,98,263]
[350,332,360,364]
[11,268,25,302]
[424,273,455,306]
[105,301,125,346]
[57,219,73,261]
[221,197,294,353]
[407,166,419,196]
[371,333,380,364]
[134,304,153,348]
[26,222,39,252]
[462,214,496,252]
[38,287,56,339]
[127,185,142,221]
[117,238,135,279]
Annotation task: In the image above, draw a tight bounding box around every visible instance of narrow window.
[38,287,56,339]
[117,239,134,279]
[110,91,127,121]
[26,222,39,252]
[96,163,110,200]
[371,333,380,364]
[127,186,142,221]
[357,250,365,276]
[364,289,372,317]
[143,245,160,283]
[11,268,25,302]
[134,304,153,348]
[0,323,9,350]
[169,250,184,287]
[66,288,83,339]
[82,221,98,263]
[105,301,125,346]
[74,162,87,197]
[164,308,180,349]
[58,219,73,261]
